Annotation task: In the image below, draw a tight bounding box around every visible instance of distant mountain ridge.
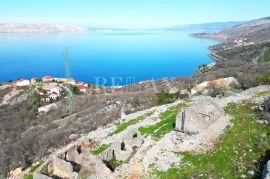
[192,16,270,43]
[167,21,245,32]
[0,23,89,33]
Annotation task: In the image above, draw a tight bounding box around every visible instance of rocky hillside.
[0,24,89,33]
[192,17,270,43]
[9,85,270,179]
[1,16,270,178]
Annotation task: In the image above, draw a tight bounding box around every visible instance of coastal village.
[15,76,92,115]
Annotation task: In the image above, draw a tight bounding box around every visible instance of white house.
[65,78,76,85]
[42,76,53,82]
[54,78,67,83]
[78,86,87,93]
[16,79,31,87]
[49,87,62,95]
[30,78,39,84]
[76,82,89,88]
[48,92,59,100]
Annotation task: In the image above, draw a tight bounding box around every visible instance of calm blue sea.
[0,31,217,86]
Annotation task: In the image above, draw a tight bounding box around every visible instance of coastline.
[0,30,218,87]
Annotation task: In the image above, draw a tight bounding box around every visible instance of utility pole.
[260,47,267,64]
[63,47,75,115]
[64,47,72,78]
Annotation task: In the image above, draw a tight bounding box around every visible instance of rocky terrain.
[1,16,270,178]
[8,84,270,178]
[0,24,88,33]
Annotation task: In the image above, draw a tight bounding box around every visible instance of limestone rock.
[69,134,78,141]
[33,173,53,179]
[175,99,224,133]
[191,77,240,95]
[263,160,270,179]
[51,157,73,179]
[8,167,22,179]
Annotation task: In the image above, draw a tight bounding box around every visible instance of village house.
[42,76,53,82]
[54,78,67,83]
[49,86,62,95]
[77,86,88,93]
[30,78,39,84]
[48,91,59,101]
[16,79,30,87]
[64,78,76,85]
[76,82,89,88]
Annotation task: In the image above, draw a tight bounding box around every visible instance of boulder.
[69,134,78,141]
[262,160,270,179]
[50,157,73,179]
[66,146,81,164]
[169,87,179,94]
[175,99,224,133]
[8,167,23,179]
[191,77,240,95]
[33,173,53,179]
[263,97,270,114]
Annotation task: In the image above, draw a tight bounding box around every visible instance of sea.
[0,30,217,86]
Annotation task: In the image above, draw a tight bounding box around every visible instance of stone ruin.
[31,128,144,178]
[175,99,224,134]
[100,129,143,170]
[32,137,112,179]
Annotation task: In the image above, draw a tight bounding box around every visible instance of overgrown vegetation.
[24,160,44,179]
[258,47,270,63]
[107,155,125,171]
[110,111,154,135]
[139,102,187,139]
[155,91,179,105]
[255,90,270,97]
[91,144,111,155]
[66,84,81,95]
[153,103,270,178]
[256,73,270,84]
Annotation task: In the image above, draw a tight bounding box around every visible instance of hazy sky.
[0,0,270,27]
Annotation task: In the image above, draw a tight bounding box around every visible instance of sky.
[0,0,270,28]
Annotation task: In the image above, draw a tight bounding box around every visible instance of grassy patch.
[256,73,270,84]
[139,102,187,139]
[24,160,44,179]
[110,111,154,135]
[255,90,270,97]
[32,82,45,87]
[153,103,270,178]
[91,144,111,156]
[107,155,125,171]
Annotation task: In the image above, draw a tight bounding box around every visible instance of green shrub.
[256,73,270,84]
[66,84,81,95]
[155,91,179,105]
[107,155,124,171]
[91,144,111,155]
[19,112,28,120]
